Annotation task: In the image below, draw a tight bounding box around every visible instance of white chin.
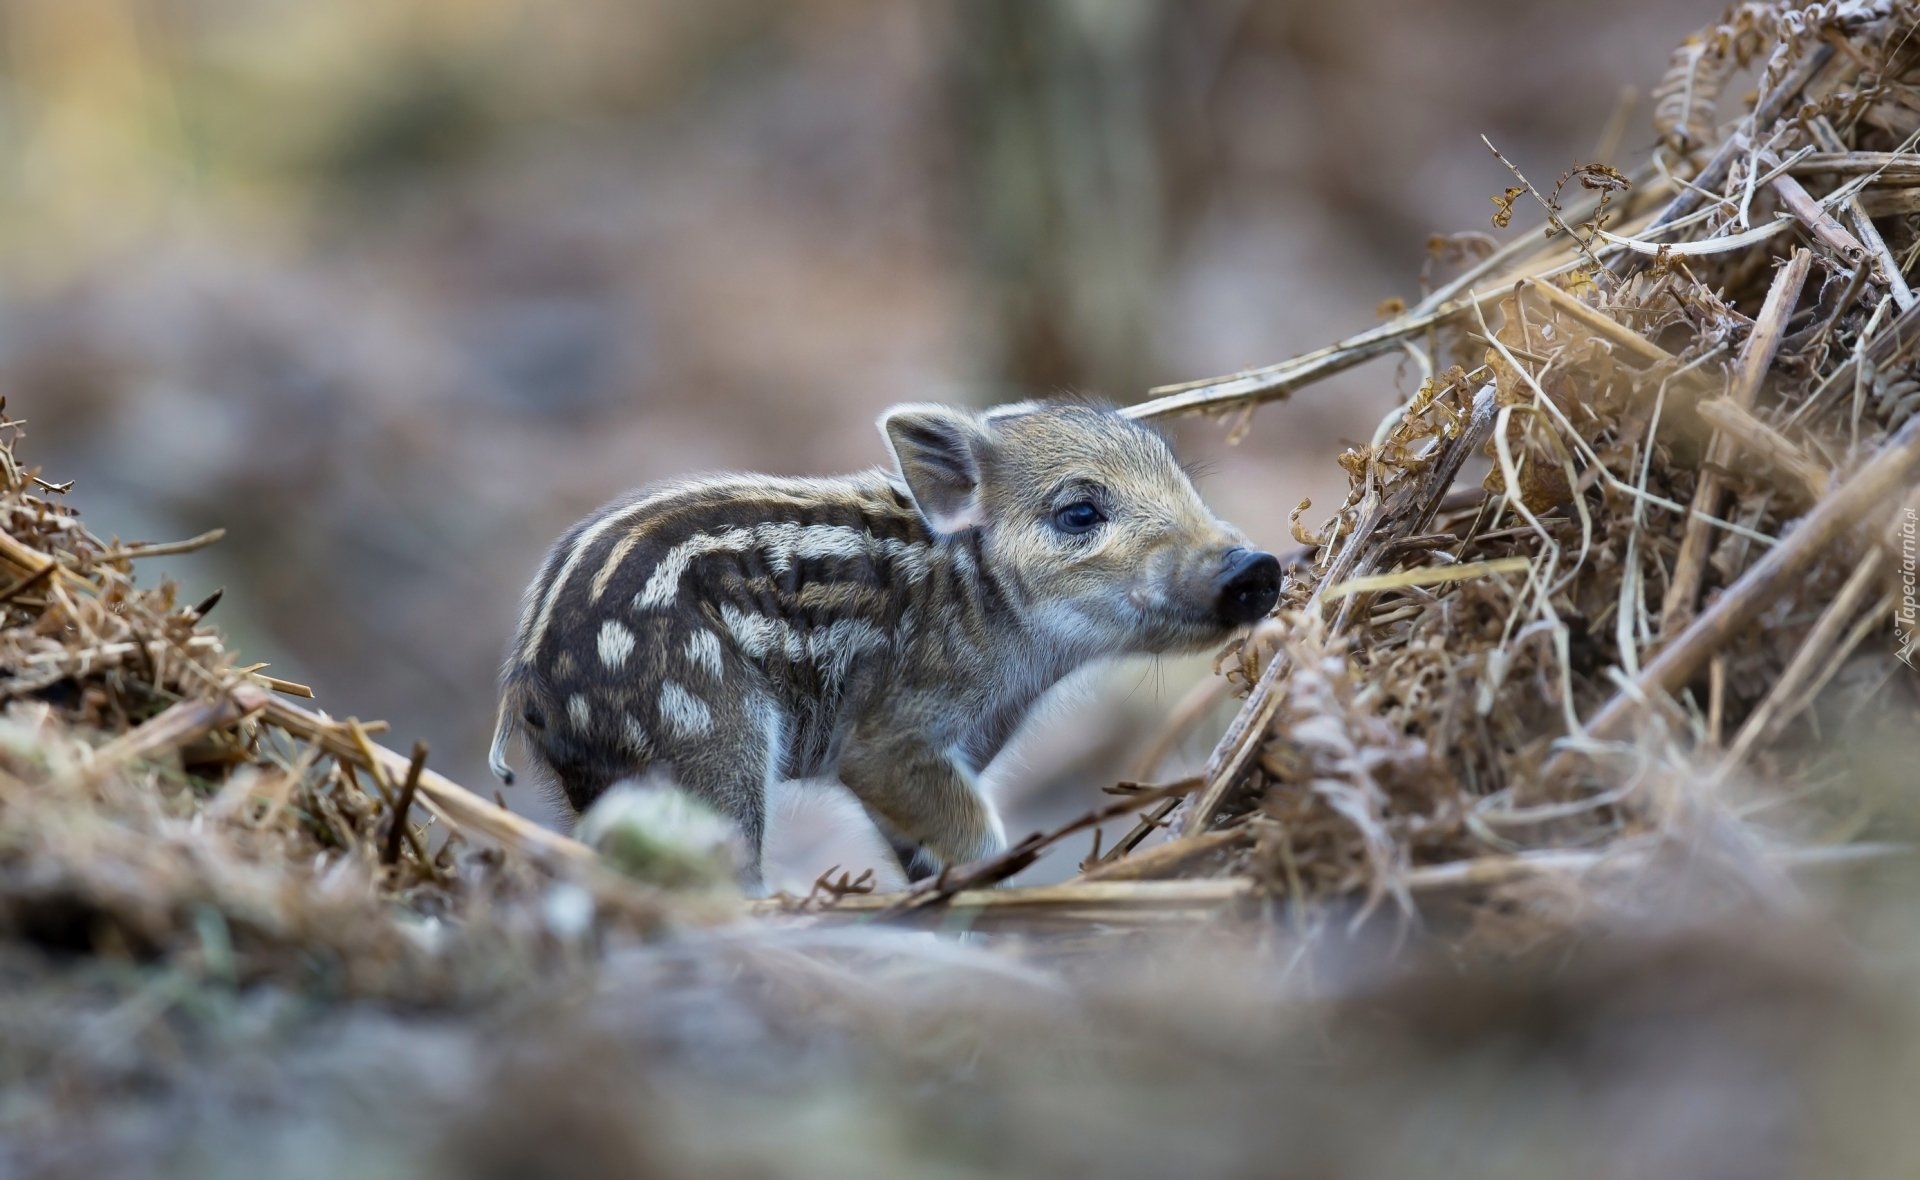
[1141,616,1230,655]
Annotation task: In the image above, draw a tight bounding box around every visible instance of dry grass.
[0,402,719,1006]
[5,3,1920,1176]
[774,0,1920,941]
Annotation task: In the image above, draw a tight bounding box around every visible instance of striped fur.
[492,401,1272,890]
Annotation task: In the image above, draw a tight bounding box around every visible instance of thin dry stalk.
[804,878,1258,924]
[88,528,228,564]
[872,777,1202,919]
[1521,278,1676,367]
[1769,168,1873,269]
[384,740,430,867]
[1662,248,1814,633]
[1079,829,1244,882]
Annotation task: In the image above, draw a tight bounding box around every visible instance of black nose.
[1215,548,1281,626]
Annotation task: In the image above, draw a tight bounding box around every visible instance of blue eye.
[1052,501,1104,534]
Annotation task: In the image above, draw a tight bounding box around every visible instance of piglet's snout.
[1214,547,1281,626]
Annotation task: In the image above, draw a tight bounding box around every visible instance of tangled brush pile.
[800,0,1920,934]
[1147,0,1920,927]
[0,404,700,1007]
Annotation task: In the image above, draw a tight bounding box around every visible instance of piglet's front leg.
[838,729,1007,884]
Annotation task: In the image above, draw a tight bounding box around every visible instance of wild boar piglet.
[491,400,1281,888]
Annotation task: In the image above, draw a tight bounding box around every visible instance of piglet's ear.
[879,403,988,535]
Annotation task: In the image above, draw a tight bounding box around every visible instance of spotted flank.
[657,680,713,739]
[634,521,932,612]
[597,619,636,669]
[718,605,889,680]
[684,629,724,678]
[489,470,948,803]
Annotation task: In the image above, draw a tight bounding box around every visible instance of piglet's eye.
[1051,501,1104,534]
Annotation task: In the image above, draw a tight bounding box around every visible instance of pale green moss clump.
[576,780,743,891]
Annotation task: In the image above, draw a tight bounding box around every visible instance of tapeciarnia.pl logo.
[1900,506,1917,669]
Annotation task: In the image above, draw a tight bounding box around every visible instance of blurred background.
[0,0,1711,888]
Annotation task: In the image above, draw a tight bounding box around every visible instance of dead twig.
[1122,287,1513,423]
[1768,167,1872,271]
[872,777,1203,919]
[1661,248,1814,634]
[383,741,430,868]
[88,529,228,565]
[800,878,1259,925]
[1079,829,1245,882]
[1521,278,1677,367]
